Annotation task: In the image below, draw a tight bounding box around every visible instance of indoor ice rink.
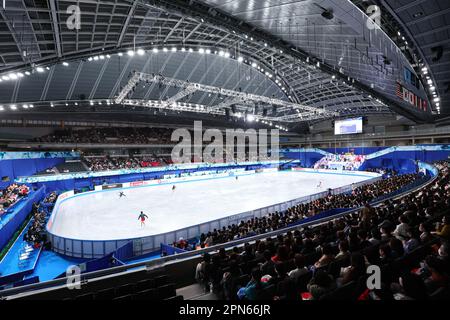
[47,170,375,241]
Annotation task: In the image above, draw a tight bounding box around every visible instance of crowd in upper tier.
[0,184,30,216]
[175,173,419,250]
[193,161,450,300]
[33,127,173,144]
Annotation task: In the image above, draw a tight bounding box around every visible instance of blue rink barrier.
[113,241,134,262]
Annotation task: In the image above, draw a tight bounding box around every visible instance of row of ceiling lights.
[0,104,34,111]
[95,47,290,96]
[0,39,402,116]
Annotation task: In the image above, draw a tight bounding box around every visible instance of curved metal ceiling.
[0,0,439,125]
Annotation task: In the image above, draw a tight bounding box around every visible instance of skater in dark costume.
[138,211,149,227]
[119,191,126,198]
[172,185,176,191]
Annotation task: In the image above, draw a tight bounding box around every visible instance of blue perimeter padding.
[114,242,134,262]
[84,253,114,273]
[161,243,187,256]
[0,186,46,252]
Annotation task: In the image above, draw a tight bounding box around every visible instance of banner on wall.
[102,183,123,190]
[396,82,428,112]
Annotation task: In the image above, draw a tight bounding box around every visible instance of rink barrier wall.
[46,169,381,259]
[0,162,438,298]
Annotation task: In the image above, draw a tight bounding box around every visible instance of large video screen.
[334,117,363,135]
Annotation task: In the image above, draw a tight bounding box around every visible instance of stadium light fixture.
[62,62,69,66]
[137,49,145,55]
[127,50,135,56]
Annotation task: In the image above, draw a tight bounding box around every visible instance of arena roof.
[0,0,446,128]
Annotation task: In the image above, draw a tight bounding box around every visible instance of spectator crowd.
[192,173,419,248]
[0,184,30,216]
[24,192,58,248]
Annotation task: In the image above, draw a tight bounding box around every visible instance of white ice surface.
[49,171,372,240]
